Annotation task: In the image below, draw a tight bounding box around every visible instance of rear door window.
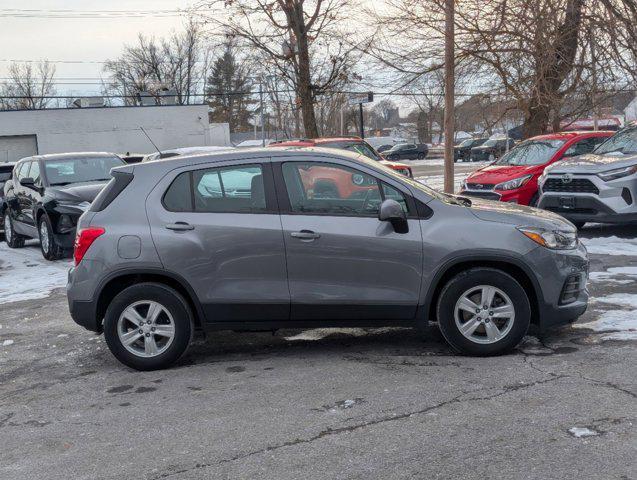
[163,164,267,213]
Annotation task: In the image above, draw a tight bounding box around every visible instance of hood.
[545,152,637,174]
[49,181,108,203]
[467,164,537,184]
[380,159,409,168]
[465,197,575,231]
[471,145,495,152]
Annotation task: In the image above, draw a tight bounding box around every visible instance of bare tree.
[0,61,56,110]
[370,0,630,137]
[198,0,361,138]
[103,22,203,105]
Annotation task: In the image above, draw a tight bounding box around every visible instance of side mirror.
[20,177,35,188]
[378,199,408,234]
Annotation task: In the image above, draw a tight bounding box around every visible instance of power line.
[0,8,201,19]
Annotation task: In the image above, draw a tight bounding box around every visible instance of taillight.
[74,227,105,265]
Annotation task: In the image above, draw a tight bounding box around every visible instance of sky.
[0,1,196,95]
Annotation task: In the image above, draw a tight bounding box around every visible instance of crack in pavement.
[149,375,565,479]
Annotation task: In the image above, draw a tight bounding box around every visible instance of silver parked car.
[67,147,588,370]
[538,125,637,228]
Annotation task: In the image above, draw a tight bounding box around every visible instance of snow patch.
[416,173,468,191]
[0,242,71,304]
[575,293,637,340]
[2,339,14,346]
[568,427,599,438]
[581,236,637,256]
[285,328,370,341]
[589,266,637,283]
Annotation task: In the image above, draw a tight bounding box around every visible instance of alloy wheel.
[4,214,12,243]
[39,221,50,254]
[454,285,515,344]
[117,300,175,357]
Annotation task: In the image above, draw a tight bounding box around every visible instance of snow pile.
[0,242,71,304]
[2,339,14,346]
[581,236,637,256]
[575,293,637,340]
[417,173,468,191]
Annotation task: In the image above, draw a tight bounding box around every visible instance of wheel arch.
[423,255,541,326]
[95,269,205,332]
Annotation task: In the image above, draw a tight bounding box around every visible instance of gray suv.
[67,148,589,370]
[538,125,637,227]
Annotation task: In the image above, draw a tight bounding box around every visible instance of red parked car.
[268,137,413,178]
[459,131,613,206]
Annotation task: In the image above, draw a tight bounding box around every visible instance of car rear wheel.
[417,152,426,159]
[4,210,25,248]
[573,221,586,230]
[103,283,194,370]
[436,268,530,356]
[38,214,64,260]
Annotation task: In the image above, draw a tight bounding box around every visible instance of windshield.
[495,139,565,166]
[483,139,500,147]
[322,141,382,161]
[594,127,637,155]
[458,139,475,147]
[45,156,124,186]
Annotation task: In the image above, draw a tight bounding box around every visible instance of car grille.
[462,191,501,201]
[466,183,495,190]
[543,178,599,194]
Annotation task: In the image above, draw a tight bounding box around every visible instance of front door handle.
[166,222,194,231]
[291,230,320,240]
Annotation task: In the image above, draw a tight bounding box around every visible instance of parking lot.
[0,159,635,480]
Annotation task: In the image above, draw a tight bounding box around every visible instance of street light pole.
[443,0,455,194]
[259,80,265,146]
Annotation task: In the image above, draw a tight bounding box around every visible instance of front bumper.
[538,173,637,224]
[525,243,589,331]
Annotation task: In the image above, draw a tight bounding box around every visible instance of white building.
[0,104,231,163]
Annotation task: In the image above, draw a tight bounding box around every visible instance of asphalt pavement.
[0,159,635,480]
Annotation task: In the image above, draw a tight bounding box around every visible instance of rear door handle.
[291,230,320,240]
[166,222,194,231]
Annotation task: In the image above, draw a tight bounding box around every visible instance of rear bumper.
[67,266,101,332]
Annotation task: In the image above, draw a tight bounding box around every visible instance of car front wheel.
[103,283,194,370]
[38,214,64,260]
[4,210,25,248]
[436,268,531,356]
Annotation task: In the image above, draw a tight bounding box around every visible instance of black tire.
[529,192,540,208]
[3,209,25,248]
[573,221,586,230]
[436,268,531,356]
[38,214,64,260]
[103,283,194,371]
[417,152,426,159]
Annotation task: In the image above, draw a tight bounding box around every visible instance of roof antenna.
[139,126,164,158]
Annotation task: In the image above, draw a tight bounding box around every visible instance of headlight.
[517,226,578,250]
[597,165,637,181]
[57,200,91,210]
[537,171,547,187]
[495,174,532,191]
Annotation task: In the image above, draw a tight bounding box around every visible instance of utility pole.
[443,0,455,194]
[359,103,365,139]
[259,80,265,146]
[590,26,599,131]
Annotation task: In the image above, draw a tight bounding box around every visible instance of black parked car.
[383,143,429,160]
[2,152,124,260]
[470,138,516,162]
[454,138,488,162]
[0,162,16,233]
